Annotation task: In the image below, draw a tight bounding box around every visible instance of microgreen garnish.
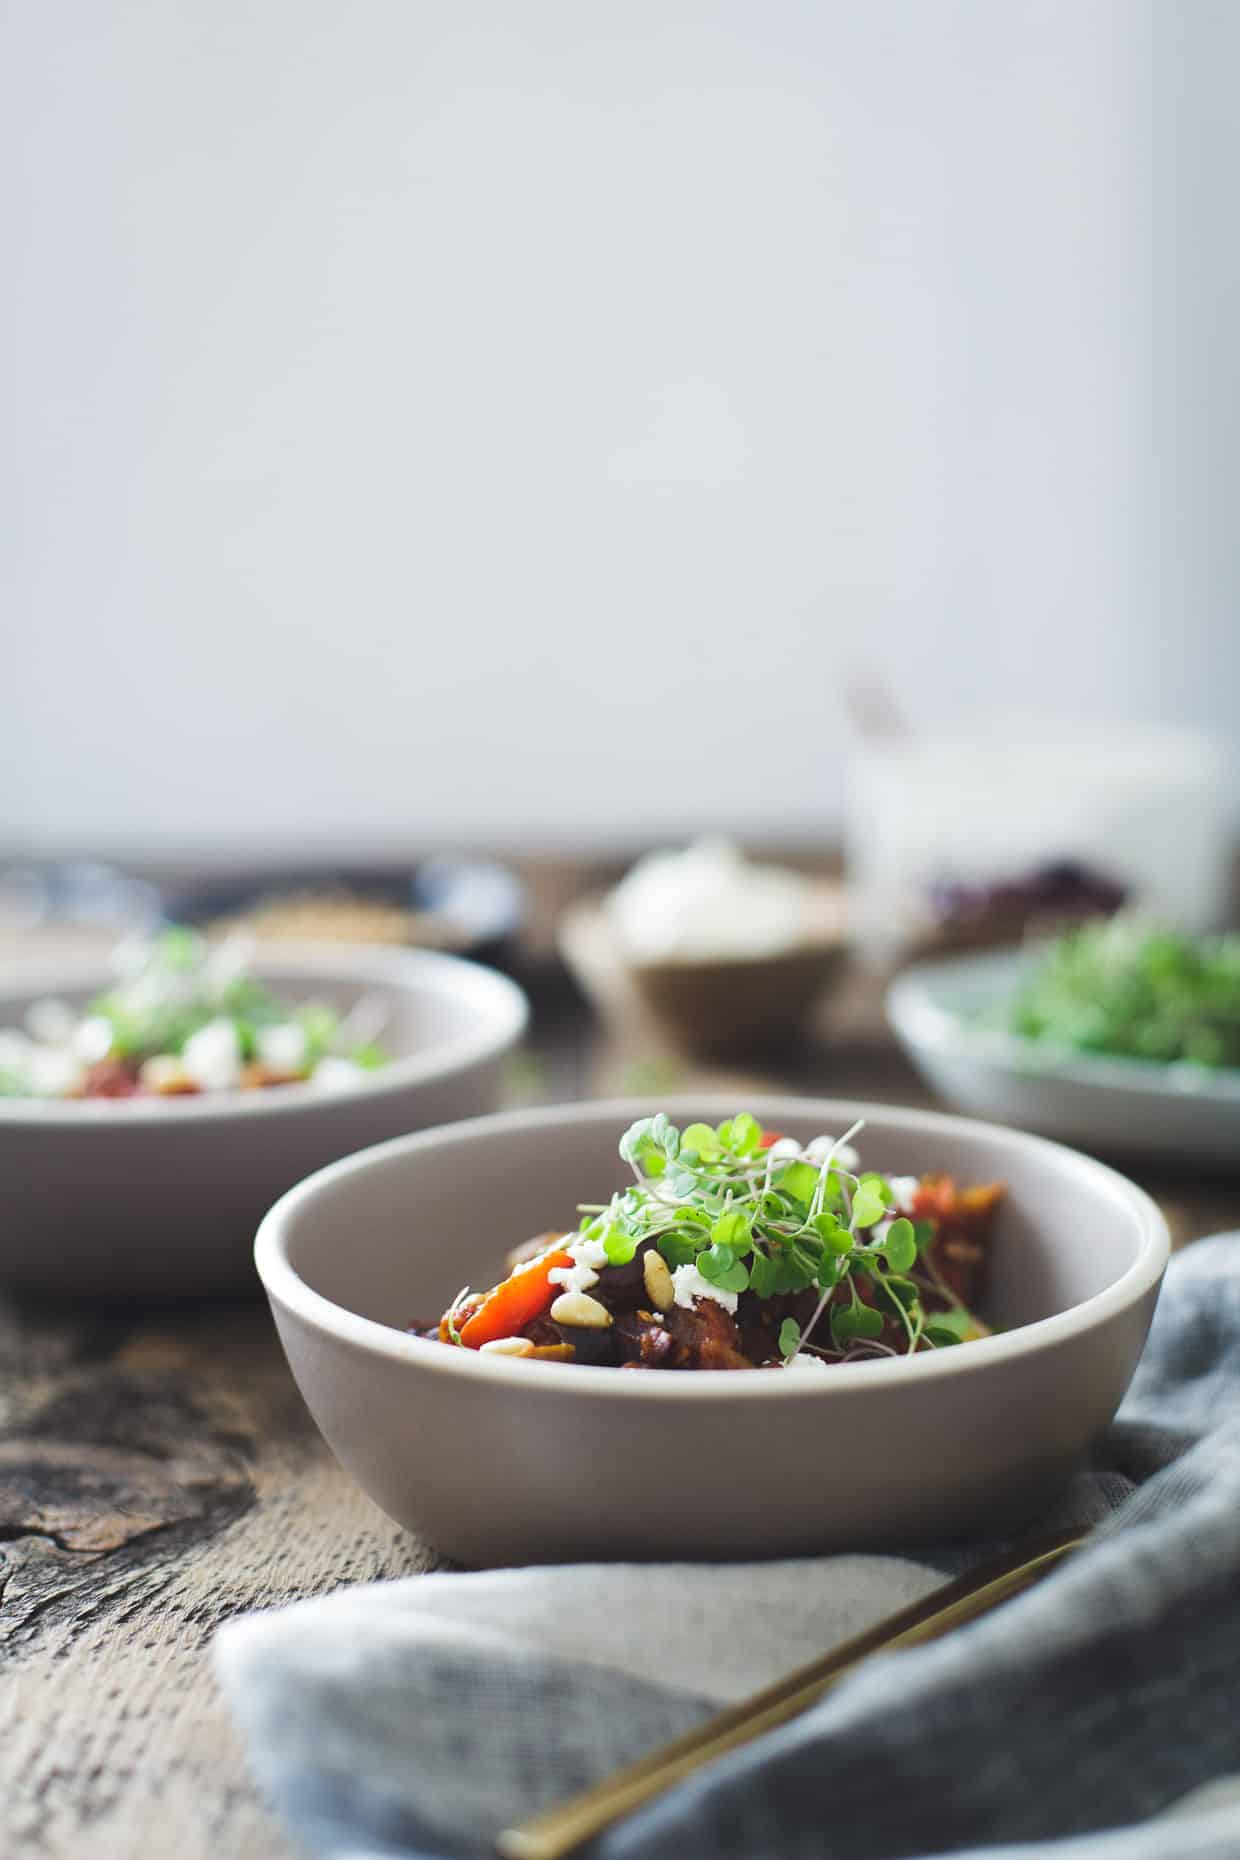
[593,1112,984,1364]
[444,1283,472,1346]
[1005,917,1240,1069]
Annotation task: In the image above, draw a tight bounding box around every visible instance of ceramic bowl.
[887,947,1240,1166]
[558,890,848,1057]
[0,945,528,1296]
[255,1094,1168,1566]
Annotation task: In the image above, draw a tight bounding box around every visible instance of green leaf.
[297,1001,340,1060]
[619,1114,681,1177]
[695,1242,731,1281]
[879,1274,919,1310]
[748,1250,778,1298]
[817,1171,845,1212]
[351,1040,387,1071]
[924,1324,963,1348]
[679,1122,721,1161]
[711,1210,753,1254]
[882,1217,917,1274]
[851,1179,888,1229]
[778,1318,802,1360]
[724,1112,763,1156]
[602,1227,639,1266]
[815,1254,845,1292]
[776,1161,819,1205]
[926,1306,972,1339]
[697,1245,750,1293]
[156,926,202,971]
[813,1211,853,1255]
[774,1251,816,1295]
[657,1232,699,1269]
[831,1301,885,1345]
[914,1220,936,1256]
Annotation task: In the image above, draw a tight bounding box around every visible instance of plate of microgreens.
[888,919,1240,1166]
[255,1095,1168,1563]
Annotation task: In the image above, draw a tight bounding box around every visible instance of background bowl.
[161,854,525,965]
[0,944,528,1296]
[256,1094,1168,1566]
[887,947,1240,1166]
[558,890,847,1057]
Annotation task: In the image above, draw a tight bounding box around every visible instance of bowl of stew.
[255,1095,1168,1565]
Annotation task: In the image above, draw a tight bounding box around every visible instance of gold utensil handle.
[497,1526,1087,1860]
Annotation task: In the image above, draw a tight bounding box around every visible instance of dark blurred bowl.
[162,856,525,968]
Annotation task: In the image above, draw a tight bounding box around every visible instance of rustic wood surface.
[2,879,1239,1860]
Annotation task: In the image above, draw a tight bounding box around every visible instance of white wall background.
[4,1,1237,856]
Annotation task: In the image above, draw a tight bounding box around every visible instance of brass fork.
[497,1526,1088,1860]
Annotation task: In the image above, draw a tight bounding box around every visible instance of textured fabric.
[216,1233,1240,1860]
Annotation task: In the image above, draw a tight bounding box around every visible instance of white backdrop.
[4,1,1237,856]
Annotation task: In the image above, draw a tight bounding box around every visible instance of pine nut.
[479,1336,535,1357]
[139,1056,195,1095]
[549,1290,613,1329]
[642,1250,675,1312]
[529,1343,577,1361]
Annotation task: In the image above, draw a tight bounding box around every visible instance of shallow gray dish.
[255,1095,1168,1567]
[0,945,528,1296]
[887,947,1240,1166]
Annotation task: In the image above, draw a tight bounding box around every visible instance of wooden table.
[3,893,1238,1860]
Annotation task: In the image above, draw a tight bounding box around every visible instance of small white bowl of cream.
[561,840,848,1058]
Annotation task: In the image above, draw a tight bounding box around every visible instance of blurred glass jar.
[845,720,1233,962]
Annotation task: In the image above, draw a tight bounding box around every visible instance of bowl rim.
[0,942,529,1126]
[887,946,1240,1102]
[254,1092,1170,1400]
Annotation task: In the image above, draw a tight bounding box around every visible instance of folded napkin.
[216,1233,1240,1860]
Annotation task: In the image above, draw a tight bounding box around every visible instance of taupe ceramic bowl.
[0,945,527,1296]
[255,1095,1168,1566]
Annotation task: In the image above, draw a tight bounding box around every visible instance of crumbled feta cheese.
[25,998,75,1045]
[73,1016,115,1064]
[671,1262,739,1315]
[141,1054,190,1092]
[782,1351,832,1371]
[887,1175,921,1212]
[182,1019,243,1091]
[308,1056,366,1092]
[257,1022,309,1073]
[806,1135,860,1172]
[28,1047,85,1095]
[766,1136,803,1162]
[548,1235,610,1295]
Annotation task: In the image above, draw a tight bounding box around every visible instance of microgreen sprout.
[592,1112,984,1366]
[444,1283,472,1346]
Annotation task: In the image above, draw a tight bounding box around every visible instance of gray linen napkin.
[216,1232,1240,1860]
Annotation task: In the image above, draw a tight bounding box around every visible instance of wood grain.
[0,1298,447,1858]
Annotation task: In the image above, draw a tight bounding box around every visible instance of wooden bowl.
[558,887,848,1058]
